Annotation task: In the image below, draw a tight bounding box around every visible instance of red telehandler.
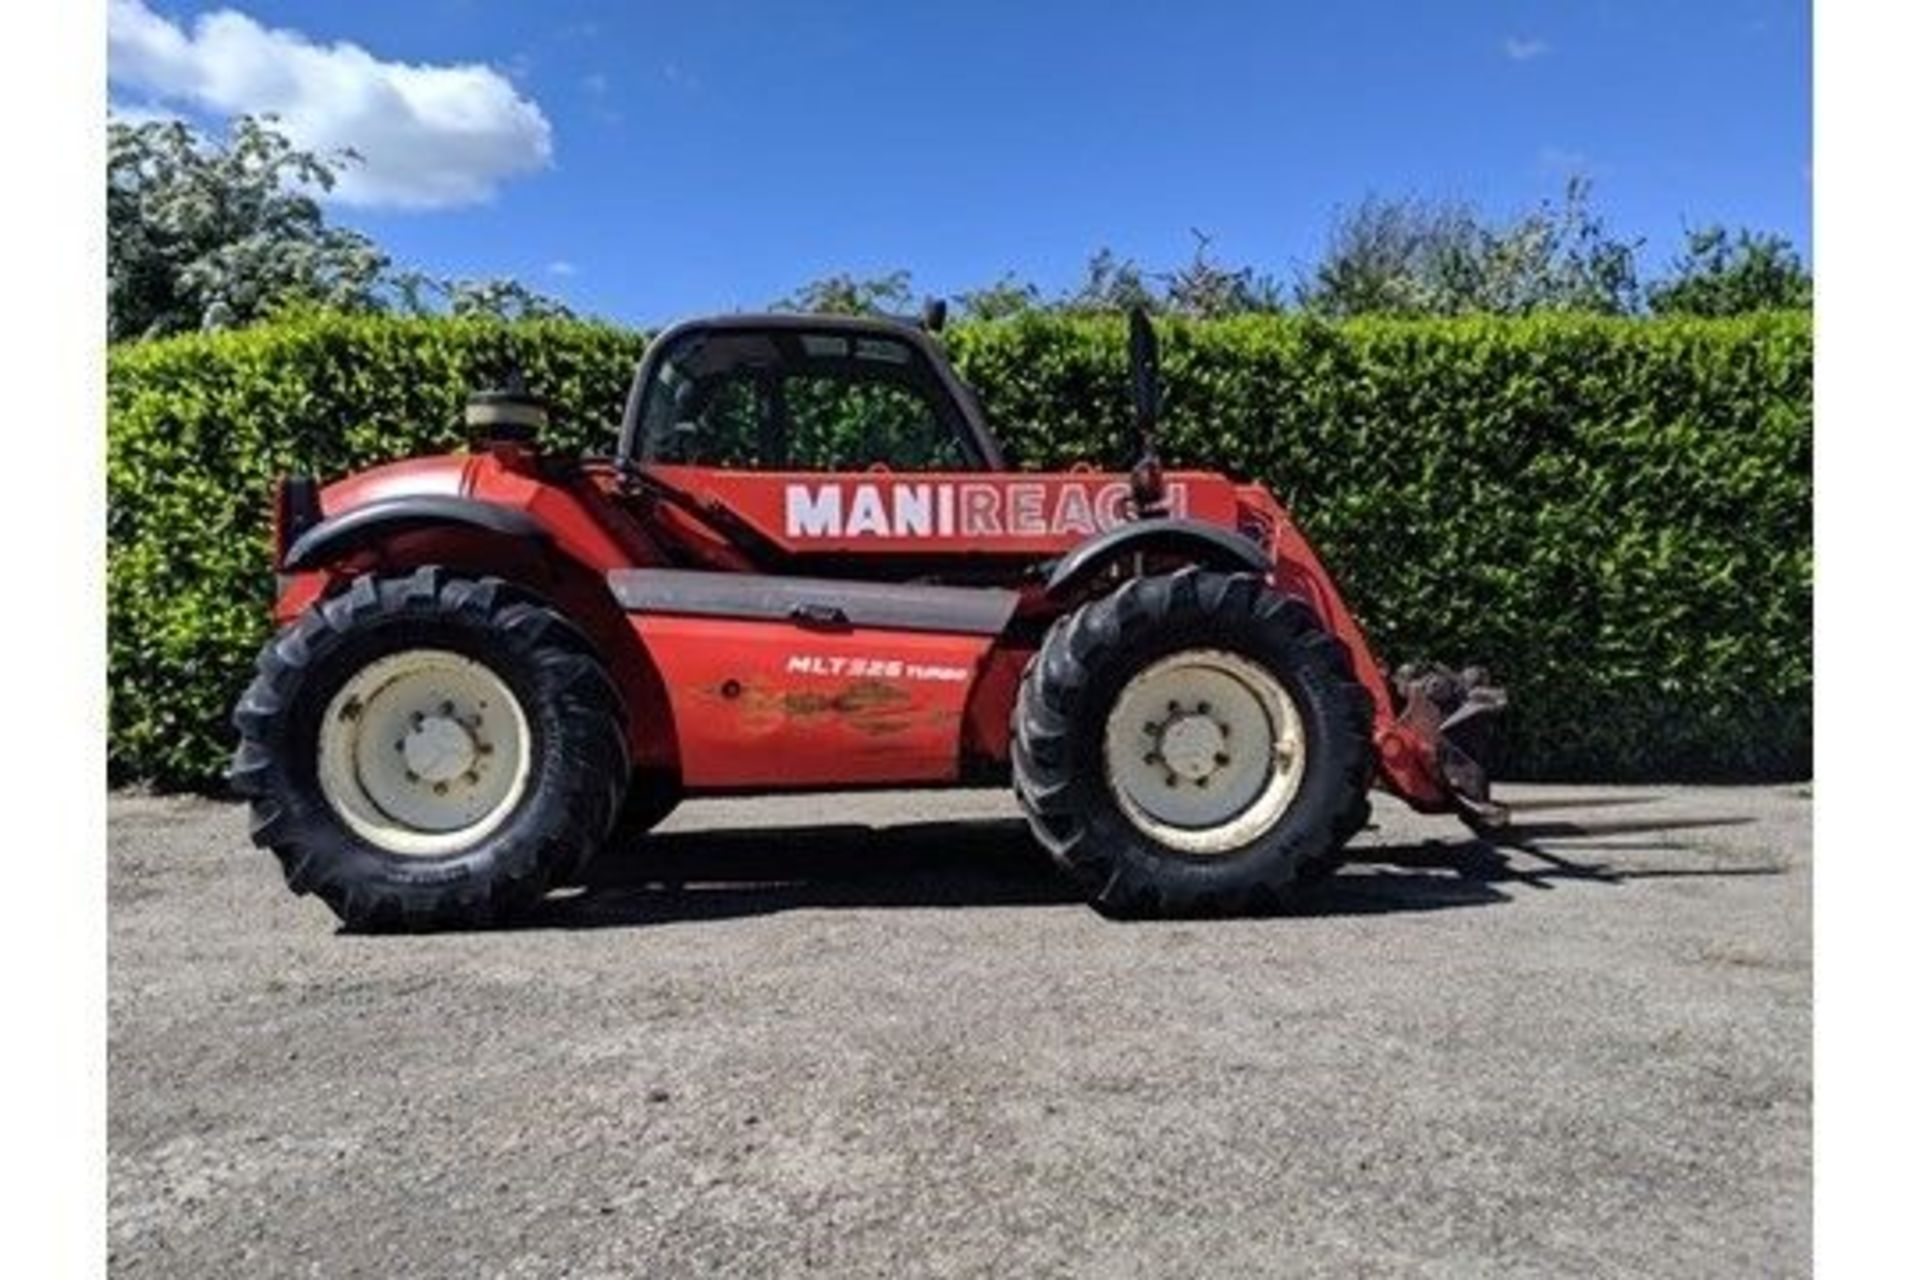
[232,306,1503,929]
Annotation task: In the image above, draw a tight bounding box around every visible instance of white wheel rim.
[1102,648,1308,855]
[316,649,532,856]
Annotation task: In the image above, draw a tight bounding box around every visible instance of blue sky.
[109,0,1810,326]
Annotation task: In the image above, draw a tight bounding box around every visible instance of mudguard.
[281,495,546,571]
[1043,517,1268,599]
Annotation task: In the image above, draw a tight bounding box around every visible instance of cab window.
[784,373,962,470]
[638,327,977,471]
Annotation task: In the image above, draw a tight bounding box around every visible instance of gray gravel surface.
[109,784,1810,1278]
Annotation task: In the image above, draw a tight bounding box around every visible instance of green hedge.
[108,310,1811,789]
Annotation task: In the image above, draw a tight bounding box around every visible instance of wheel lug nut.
[464,770,481,785]
[404,770,419,783]
[1143,721,1160,736]
[1195,776,1210,788]
[476,742,493,756]
[1143,751,1161,764]
[433,781,449,795]
[1167,700,1180,713]
[1197,701,1211,714]
[1215,752,1231,766]
[394,740,405,752]
[440,701,455,716]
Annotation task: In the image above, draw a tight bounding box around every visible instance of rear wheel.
[230,568,627,930]
[1013,568,1374,917]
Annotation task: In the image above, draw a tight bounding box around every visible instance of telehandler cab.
[232,305,1503,929]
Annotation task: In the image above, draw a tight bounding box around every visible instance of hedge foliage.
[109,310,1811,789]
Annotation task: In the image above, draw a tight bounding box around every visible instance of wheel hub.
[1155,708,1229,783]
[316,649,531,856]
[402,714,479,784]
[1102,649,1308,855]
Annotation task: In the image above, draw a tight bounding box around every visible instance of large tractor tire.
[554,771,681,884]
[597,769,683,858]
[230,568,627,931]
[1012,568,1374,917]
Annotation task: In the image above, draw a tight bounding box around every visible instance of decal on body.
[784,480,1189,540]
[786,654,971,683]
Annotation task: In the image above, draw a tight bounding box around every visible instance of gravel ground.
[108,783,1810,1278]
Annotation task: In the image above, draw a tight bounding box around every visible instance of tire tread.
[229,568,627,931]
[1012,567,1374,918]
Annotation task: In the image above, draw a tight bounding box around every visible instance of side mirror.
[1128,306,1160,432]
[922,297,948,333]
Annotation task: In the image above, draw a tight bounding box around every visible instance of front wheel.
[1012,568,1374,917]
[230,568,627,931]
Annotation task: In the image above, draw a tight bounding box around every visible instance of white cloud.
[1504,36,1550,61]
[106,0,553,210]
[545,260,576,277]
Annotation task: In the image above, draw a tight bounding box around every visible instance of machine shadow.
[505,808,1777,933]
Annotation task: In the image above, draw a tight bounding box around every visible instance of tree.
[1298,179,1641,317]
[1647,226,1812,316]
[1295,194,1482,317]
[1157,230,1284,318]
[1476,178,1641,315]
[955,273,1044,321]
[108,115,390,341]
[391,273,577,322]
[774,269,916,316]
[109,114,578,339]
[1059,248,1160,314]
[446,278,576,322]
